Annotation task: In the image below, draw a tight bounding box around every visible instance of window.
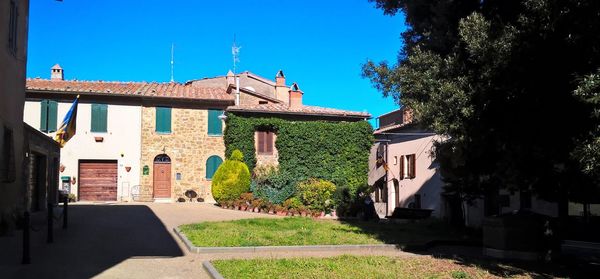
[393,156,398,165]
[0,126,16,182]
[155,107,171,133]
[40,100,58,133]
[207,109,223,136]
[205,155,223,179]
[8,0,18,55]
[91,104,108,132]
[520,190,532,209]
[413,194,422,209]
[257,131,274,155]
[400,154,416,179]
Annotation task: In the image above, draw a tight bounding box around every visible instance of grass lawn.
[179,217,468,247]
[211,255,534,279]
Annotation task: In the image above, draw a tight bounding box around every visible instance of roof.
[227,103,371,119]
[26,79,233,102]
[226,84,282,103]
[373,123,412,134]
[377,108,404,119]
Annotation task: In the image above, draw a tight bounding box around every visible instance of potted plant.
[252,199,262,213]
[275,205,286,216]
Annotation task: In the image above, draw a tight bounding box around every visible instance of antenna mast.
[232,35,241,105]
[170,43,175,83]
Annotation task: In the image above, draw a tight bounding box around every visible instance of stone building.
[1,0,60,236]
[24,67,370,203]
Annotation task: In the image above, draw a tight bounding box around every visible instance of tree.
[211,150,251,203]
[363,0,600,210]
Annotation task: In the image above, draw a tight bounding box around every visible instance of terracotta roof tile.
[227,103,371,118]
[26,79,234,102]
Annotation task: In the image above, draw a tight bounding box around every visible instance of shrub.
[297,179,336,212]
[283,197,303,210]
[211,150,251,203]
[252,170,296,204]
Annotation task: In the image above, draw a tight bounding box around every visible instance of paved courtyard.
[0,202,414,279]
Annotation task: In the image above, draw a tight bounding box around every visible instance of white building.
[24,65,141,201]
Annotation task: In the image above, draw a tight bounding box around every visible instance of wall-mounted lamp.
[218,112,227,121]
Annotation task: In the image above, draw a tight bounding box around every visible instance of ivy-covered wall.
[224,113,374,198]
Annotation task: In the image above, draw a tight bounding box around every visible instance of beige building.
[1,0,60,236]
[369,108,558,226]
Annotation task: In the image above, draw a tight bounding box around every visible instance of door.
[153,154,171,198]
[79,160,118,201]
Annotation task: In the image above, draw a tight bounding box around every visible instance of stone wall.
[140,106,225,202]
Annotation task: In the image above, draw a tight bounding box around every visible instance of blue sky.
[27,0,405,127]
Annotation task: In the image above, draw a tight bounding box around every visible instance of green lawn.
[211,255,499,279]
[179,217,467,247]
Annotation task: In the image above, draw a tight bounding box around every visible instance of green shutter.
[208,109,223,136]
[40,100,48,132]
[156,107,171,133]
[206,155,223,179]
[91,104,108,132]
[47,101,58,132]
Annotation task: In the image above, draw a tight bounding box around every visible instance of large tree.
[363,0,600,209]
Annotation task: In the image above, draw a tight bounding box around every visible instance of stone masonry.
[140,106,225,202]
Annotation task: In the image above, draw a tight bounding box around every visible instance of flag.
[55,95,79,148]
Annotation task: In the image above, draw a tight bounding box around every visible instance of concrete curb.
[202,261,225,279]
[173,227,401,254]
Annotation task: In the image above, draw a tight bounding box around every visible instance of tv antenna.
[232,34,241,75]
[170,43,175,83]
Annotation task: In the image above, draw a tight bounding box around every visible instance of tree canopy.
[363,0,600,203]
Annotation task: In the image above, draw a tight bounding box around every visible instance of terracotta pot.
[253,208,259,213]
[268,210,274,214]
[320,211,326,217]
[331,211,337,218]
[240,206,247,211]
[301,211,307,217]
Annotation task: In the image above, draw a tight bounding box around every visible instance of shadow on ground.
[0,204,183,279]
[341,218,600,278]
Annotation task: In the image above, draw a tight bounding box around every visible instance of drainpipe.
[235,76,240,106]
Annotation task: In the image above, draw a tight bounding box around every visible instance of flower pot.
[240,206,247,211]
[268,210,274,214]
[253,208,259,213]
[301,211,307,217]
[320,211,326,218]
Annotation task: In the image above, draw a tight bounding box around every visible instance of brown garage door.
[79,161,117,201]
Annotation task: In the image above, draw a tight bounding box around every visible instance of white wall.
[384,134,445,217]
[24,100,141,201]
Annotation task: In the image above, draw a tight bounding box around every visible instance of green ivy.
[224,114,374,199]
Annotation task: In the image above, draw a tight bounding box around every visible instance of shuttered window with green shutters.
[91,104,108,132]
[207,109,223,136]
[156,107,171,133]
[40,100,58,133]
[205,155,223,179]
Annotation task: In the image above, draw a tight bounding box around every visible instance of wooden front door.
[153,162,171,198]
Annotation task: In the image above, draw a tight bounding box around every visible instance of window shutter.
[208,109,223,136]
[266,131,273,153]
[399,155,404,180]
[206,156,223,179]
[156,107,171,133]
[410,154,416,178]
[257,131,265,153]
[40,100,48,132]
[91,104,108,132]
[48,101,58,132]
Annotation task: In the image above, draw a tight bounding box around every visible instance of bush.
[297,179,336,212]
[252,170,296,205]
[211,150,251,203]
[283,197,303,210]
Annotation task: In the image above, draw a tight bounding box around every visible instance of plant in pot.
[274,205,286,216]
[266,203,275,214]
[252,199,262,213]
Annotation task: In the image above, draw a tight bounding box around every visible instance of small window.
[401,154,416,179]
[205,155,223,179]
[40,100,58,133]
[259,100,268,104]
[155,107,171,133]
[207,109,223,136]
[393,156,398,165]
[257,131,274,155]
[520,190,532,209]
[91,103,108,132]
[0,126,16,182]
[8,0,18,55]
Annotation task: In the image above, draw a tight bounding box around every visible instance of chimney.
[288,82,303,109]
[275,70,289,103]
[51,64,64,81]
[226,70,235,86]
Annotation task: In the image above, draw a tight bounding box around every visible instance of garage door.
[79,161,117,201]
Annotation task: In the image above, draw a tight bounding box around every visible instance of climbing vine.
[224,113,374,200]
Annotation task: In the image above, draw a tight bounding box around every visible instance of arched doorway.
[153,154,171,199]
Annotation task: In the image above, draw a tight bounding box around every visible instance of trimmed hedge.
[224,114,373,199]
[211,150,251,203]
